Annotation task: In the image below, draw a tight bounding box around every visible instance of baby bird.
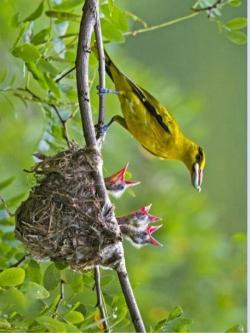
[104,163,140,198]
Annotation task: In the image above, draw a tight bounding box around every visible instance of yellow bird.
[101,50,206,191]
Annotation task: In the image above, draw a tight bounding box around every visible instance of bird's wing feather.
[125,77,174,134]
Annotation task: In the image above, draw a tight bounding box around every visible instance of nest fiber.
[15,145,122,270]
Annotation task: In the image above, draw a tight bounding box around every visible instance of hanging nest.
[15,144,123,271]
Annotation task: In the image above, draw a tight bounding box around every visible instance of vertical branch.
[94,267,110,333]
[76,1,146,332]
[117,266,146,333]
[93,4,110,332]
[76,0,107,201]
[94,4,106,133]
[76,0,98,148]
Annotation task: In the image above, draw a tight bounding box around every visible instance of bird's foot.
[96,85,119,95]
[95,122,109,140]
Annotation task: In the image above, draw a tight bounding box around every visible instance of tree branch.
[50,104,71,148]
[55,66,76,83]
[117,267,146,333]
[124,12,199,37]
[93,6,110,332]
[94,4,106,133]
[76,1,146,332]
[76,0,98,149]
[94,266,110,333]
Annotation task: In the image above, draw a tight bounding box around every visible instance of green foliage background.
[0,0,246,332]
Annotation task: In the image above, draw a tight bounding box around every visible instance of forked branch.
[76,0,146,332]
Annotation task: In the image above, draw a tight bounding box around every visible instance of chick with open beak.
[104,163,140,198]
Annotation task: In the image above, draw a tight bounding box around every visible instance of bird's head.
[104,163,140,198]
[184,144,206,192]
[135,204,162,223]
[191,146,205,192]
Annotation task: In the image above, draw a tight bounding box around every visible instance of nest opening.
[15,144,122,271]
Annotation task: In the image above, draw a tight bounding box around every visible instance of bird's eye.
[196,147,204,163]
[195,153,201,163]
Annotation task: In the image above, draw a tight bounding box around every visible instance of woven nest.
[15,144,123,271]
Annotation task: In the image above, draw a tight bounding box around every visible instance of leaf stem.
[124,12,199,37]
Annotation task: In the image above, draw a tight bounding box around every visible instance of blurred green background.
[0,0,246,332]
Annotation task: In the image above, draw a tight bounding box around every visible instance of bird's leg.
[111,115,128,130]
[95,115,128,139]
[96,85,119,95]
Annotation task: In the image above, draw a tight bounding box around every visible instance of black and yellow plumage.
[103,50,206,191]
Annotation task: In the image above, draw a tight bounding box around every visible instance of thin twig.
[124,12,199,37]
[10,256,26,268]
[0,195,15,216]
[94,266,110,333]
[3,87,73,147]
[53,280,65,317]
[55,66,76,83]
[50,104,71,148]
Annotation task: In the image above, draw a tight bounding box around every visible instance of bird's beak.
[147,225,163,247]
[105,163,129,184]
[124,179,141,188]
[105,163,140,188]
[139,204,161,222]
[192,163,203,192]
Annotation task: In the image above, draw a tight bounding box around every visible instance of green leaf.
[168,306,183,321]
[43,263,60,290]
[154,318,168,332]
[225,17,247,30]
[0,192,26,209]
[161,318,193,332]
[37,58,58,76]
[60,268,83,291]
[0,319,11,330]
[21,281,50,299]
[55,0,83,10]
[54,260,68,270]
[12,44,41,62]
[226,30,247,45]
[0,177,15,191]
[65,310,85,324]
[0,267,25,286]
[37,316,67,333]
[101,3,129,32]
[228,0,242,7]
[45,10,80,21]
[45,75,61,98]
[26,62,48,89]
[226,324,245,333]
[31,28,50,45]
[101,18,125,43]
[0,287,27,313]
[23,1,44,22]
[26,259,42,284]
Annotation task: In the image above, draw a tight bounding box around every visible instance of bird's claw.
[96,85,119,95]
[95,122,109,139]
